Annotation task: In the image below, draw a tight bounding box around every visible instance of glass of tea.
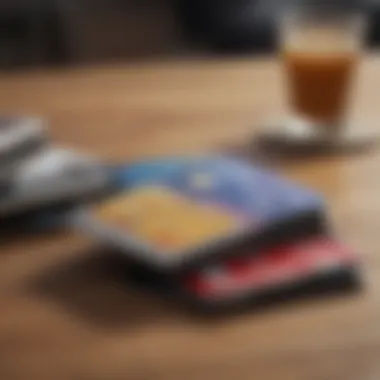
[280,3,366,134]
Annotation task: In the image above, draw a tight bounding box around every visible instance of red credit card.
[184,238,358,300]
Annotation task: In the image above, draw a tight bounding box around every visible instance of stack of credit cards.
[69,156,360,311]
[0,116,111,223]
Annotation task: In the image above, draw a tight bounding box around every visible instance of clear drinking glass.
[280,2,367,131]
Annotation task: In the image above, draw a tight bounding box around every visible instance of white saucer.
[256,117,380,154]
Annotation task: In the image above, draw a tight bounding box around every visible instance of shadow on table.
[27,246,195,331]
[25,242,363,330]
[0,225,63,248]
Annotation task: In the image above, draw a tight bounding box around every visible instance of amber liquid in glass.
[284,50,358,125]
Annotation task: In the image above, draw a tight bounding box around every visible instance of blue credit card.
[111,156,323,226]
[70,156,326,269]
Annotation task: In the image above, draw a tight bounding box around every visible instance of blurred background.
[0,0,379,70]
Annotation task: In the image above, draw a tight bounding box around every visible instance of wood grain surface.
[0,56,379,380]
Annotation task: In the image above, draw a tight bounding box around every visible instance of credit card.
[183,237,359,303]
[72,157,325,271]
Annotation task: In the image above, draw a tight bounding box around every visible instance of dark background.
[0,0,379,69]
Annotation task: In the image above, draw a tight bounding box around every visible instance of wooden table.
[0,57,380,380]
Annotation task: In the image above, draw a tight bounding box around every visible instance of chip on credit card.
[92,186,246,252]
